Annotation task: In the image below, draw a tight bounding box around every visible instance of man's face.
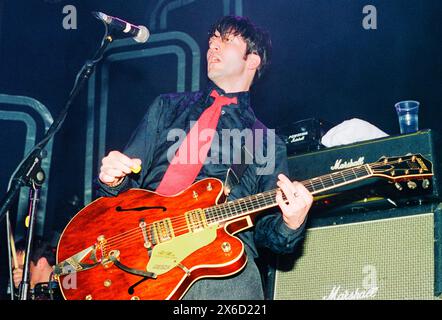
[207,30,249,84]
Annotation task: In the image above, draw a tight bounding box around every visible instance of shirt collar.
[203,81,251,110]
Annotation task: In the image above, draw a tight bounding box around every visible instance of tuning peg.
[422,179,431,189]
[394,182,403,191]
[407,181,417,190]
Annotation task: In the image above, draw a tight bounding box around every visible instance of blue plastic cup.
[394,100,419,134]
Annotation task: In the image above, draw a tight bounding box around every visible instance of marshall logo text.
[330,156,365,171]
[322,285,378,300]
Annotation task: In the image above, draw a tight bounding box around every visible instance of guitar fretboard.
[205,164,372,225]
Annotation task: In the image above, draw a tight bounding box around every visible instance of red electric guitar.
[55,154,433,300]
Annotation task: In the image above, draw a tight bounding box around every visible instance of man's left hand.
[275,174,313,230]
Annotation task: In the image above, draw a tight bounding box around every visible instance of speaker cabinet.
[272,203,442,300]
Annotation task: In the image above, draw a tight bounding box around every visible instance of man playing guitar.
[99,17,312,299]
[95,15,312,300]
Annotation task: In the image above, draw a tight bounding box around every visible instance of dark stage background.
[0,0,441,297]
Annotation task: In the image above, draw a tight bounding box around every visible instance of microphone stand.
[2,20,115,300]
[18,171,44,300]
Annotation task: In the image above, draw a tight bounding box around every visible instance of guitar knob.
[394,182,403,191]
[407,181,417,190]
[422,179,431,189]
[104,279,112,288]
[221,242,232,253]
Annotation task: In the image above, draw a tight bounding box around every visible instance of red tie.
[156,90,238,196]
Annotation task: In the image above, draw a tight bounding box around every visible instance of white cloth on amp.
[321,118,388,147]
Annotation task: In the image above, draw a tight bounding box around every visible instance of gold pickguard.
[146,226,217,275]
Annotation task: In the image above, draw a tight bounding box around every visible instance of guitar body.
[55,154,433,300]
[56,178,249,300]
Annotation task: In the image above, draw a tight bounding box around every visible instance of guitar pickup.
[152,218,174,244]
[185,209,208,233]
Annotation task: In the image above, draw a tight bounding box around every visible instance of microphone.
[92,11,150,43]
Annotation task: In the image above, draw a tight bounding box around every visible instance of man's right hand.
[99,151,142,187]
[13,268,23,289]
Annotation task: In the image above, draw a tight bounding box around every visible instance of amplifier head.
[287,130,442,214]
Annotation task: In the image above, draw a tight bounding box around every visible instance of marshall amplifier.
[286,129,441,215]
[259,130,442,300]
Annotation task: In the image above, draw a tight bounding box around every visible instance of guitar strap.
[224,119,267,197]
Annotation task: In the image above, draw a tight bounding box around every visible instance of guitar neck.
[205,164,373,225]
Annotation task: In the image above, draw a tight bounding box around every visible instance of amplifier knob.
[422,179,431,189]
[407,181,417,190]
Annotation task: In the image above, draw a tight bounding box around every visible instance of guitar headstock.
[370,154,433,182]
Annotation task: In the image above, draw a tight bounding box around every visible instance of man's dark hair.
[208,15,272,81]
[15,238,56,266]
